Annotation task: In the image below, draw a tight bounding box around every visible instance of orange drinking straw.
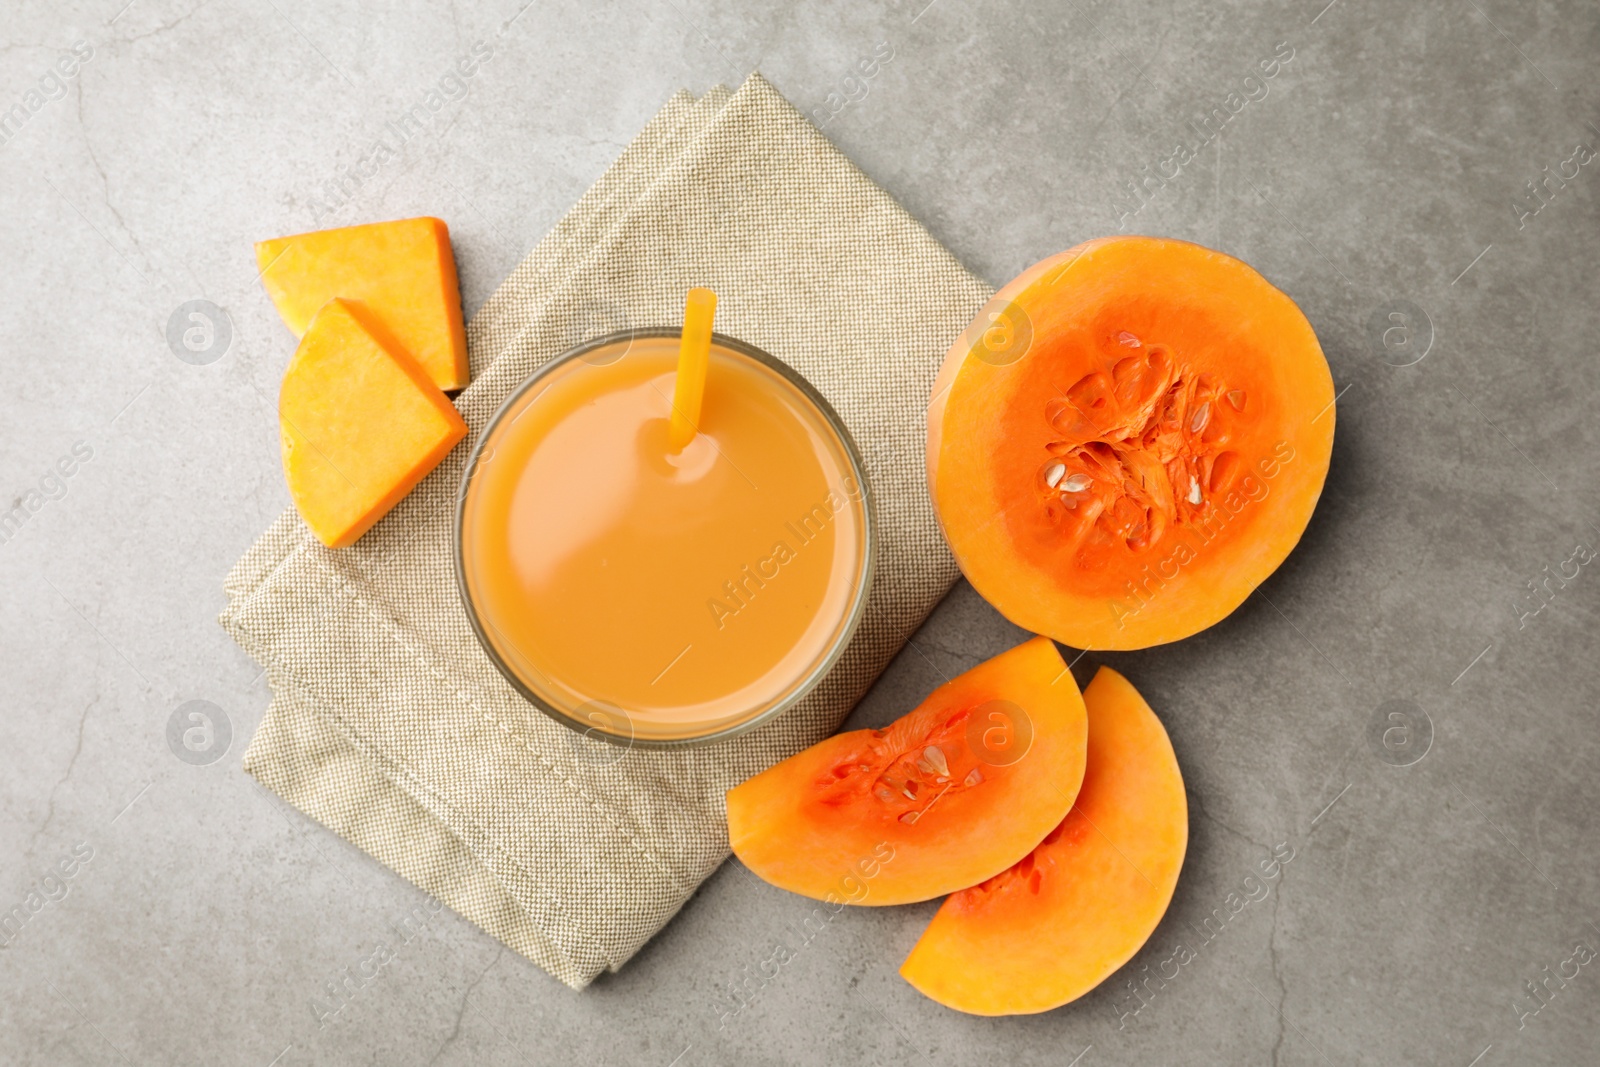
[669,287,717,449]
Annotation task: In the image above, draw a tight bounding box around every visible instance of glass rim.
[453,327,878,750]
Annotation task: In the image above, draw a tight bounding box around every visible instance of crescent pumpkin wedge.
[726,636,1087,906]
[927,236,1335,650]
[900,666,1187,1015]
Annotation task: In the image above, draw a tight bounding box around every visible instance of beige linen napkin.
[223,73,991,990]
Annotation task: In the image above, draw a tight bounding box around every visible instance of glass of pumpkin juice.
[456,327,874,746]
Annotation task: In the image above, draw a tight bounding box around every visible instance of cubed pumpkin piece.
[256,217,469,391]
[279,298,467,548]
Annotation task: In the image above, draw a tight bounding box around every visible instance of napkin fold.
[223,73,991,989]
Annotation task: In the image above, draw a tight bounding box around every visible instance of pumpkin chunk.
[900,666,1187,1015]
[726,636,1088,906]
[279,299,466,548]
[256,217,469,391]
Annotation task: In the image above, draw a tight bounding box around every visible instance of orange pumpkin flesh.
[256,217,469,392]
[900,666,1186,1015]
[727,637,1087,906]
[279,298,467,548]
[927,236,1334,650]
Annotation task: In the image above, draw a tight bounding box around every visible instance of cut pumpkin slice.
[727,636,1087,906]
[256,216,469,391]
[900,666,1187,1015]
[927,236,1335,650]
[279,298,467,548]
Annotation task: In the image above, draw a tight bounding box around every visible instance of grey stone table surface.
[2,0,1596,1063]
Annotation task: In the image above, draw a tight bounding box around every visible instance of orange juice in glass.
[456,327,874,746]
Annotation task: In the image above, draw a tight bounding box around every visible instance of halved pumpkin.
[927,236,1335,650]
[900,666,1187,1015]
[727,636,1087,906]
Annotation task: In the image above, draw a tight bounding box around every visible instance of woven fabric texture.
[222,73,990,989]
